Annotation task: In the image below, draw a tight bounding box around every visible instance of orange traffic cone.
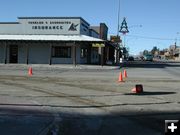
[118,72,123,82]
[131,84,143,93]
[123,69,127,78]
[28,67,33,76]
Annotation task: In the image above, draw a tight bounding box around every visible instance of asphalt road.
[0,61,180,135]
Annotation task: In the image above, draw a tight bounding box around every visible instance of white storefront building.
[0,17,105,65]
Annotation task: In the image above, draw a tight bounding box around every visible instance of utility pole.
[115,0,121,64]
[117,0,121,36]
[119,17,129,62]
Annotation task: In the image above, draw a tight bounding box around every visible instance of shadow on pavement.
[0,105,180,135]
[123,61,180,68]
[124,91,176,96]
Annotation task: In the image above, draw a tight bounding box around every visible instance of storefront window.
[81,48,87,58]
[52,46,71,58]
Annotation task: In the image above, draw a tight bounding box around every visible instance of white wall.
[0,44,5,63]
[28,43,50,64]
[0,18,91,35]
[1,42,92,64]
[51,58,73,64]
[19,18,81,35]
[18,44,27,63]
[76,45,81,64]
[0,24,20,35]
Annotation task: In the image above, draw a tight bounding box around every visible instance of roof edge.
[18,17,90,26]
[0,22,19,24]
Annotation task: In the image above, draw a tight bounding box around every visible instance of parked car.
[143,54,153,61]
[128,56,134,61]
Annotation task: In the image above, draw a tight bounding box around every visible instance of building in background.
[90,23,117,65]
[174,46,180,60]
[0,17,110,65]
[169,43,180,60]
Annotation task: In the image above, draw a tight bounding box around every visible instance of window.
[81,48,87,58]
[52,46,71,58]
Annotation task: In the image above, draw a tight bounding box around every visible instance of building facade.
[0,17,107,65]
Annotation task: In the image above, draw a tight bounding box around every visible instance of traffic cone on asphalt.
[131,84,143,93]
[123,69,127,78]
[28,67,33,76]
[118,72,123,82]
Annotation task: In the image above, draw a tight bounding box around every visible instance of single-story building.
[0,17,114,65]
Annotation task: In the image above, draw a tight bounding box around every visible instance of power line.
[125,34,176,41]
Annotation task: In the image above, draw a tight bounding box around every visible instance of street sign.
[110,35,122,43]
[92,43,105,47]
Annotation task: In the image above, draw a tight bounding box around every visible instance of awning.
[0,34,104,42]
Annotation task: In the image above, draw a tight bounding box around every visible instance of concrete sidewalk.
[0,64,120,70]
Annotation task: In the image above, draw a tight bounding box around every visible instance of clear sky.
[0,0,180,55]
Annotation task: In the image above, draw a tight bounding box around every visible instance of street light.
[128,25,142,29]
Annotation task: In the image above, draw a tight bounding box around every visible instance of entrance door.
[9,45,18,63]
[91,48,99,64]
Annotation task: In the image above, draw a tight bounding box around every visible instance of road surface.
[0,61,180,135]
